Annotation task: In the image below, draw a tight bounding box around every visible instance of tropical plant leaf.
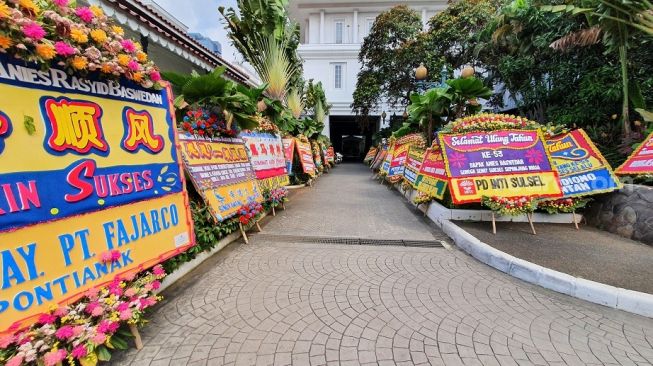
[549,26,602,51]
[636,108,653,122]
[96,346,112,361]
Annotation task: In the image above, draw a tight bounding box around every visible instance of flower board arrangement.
[441,113,540,134]
[481,196,538,216]
[0,0,162,88]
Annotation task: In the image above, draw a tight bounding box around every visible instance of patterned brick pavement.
[111,164,653,365]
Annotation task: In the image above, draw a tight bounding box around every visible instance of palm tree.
[543,0,653,136]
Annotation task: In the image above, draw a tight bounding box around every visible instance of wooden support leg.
[572,211,579,230]
[256,221,263,232]
[129,323,143,350]
[527,213,537,235]
[281,202,286,210]
[239,222,249,244]
[492,212,497,235]
[272,206,276,217]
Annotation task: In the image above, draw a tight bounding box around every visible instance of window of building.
[366,18,375,35]
[335,19,344,44]
[333,63,345,89]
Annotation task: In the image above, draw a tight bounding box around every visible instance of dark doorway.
[329,115,378,161]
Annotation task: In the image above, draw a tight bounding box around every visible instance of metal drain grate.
[254,234,444,248]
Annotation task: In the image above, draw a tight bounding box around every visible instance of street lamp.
[381,111,387,126]
[414,62,439,93]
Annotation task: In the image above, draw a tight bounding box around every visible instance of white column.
[422,9,427,29]
[319,10,325,44]
[353,9,359,44]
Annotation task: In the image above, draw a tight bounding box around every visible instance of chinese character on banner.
[42,97,108,155]
[122,108,164,153]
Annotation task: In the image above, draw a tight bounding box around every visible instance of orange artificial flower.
[18,0,39,14]
[100,63,112,73]
[36,43,56,60]
[136,51,147,62]
[90,29,107,44]
[70,28,88,44]
[71,56,88,70]
[132,72,143,82]
[117,53,130,66]
[0,1,11,19]
[0,35,12,49]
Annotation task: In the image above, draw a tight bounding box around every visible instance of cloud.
[154,0,241,62]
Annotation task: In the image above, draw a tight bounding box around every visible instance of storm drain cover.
[254,234,444,248]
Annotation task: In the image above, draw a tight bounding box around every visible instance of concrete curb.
[394,185,653,318]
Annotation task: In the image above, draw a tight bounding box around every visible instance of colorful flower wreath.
[481,195,538,216]
[538,197,589,214]
[265,187,288,207]
[0,265,166,366]
[441,113,541,134]
[0,0,162,88]
[401,179,413,192]
[253,114,279,134]
[180,107,237,137]
[396,133,426,149]
[237,201,263,226]
[413,191,435,205]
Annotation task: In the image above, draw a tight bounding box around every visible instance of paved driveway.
[111,164,653,365]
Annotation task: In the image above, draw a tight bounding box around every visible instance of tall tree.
[351,6,424,122]
[219,0,304,89]
[542,0,653,136]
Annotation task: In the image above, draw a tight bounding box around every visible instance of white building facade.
[289,0,447,158]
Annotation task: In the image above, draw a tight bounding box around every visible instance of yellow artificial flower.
[132,72,143,82]
[0,1,11,19]
[117,53,130,66]
[36,43,56,60]
[89,5,103,17]
[71,56,88,70]
[0,35,12,49]
[70,28,88,44]
[136,51,147,62]
[18,0,39,14]
[90,29,108,43]
[111,25,124,36]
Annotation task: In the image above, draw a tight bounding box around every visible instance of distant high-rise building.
[189,33,223,56]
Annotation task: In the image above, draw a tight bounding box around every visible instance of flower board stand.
[129,323,143,350]
[239,219,263,244]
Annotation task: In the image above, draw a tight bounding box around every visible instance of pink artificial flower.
[152,264,165,276]
[85,301,99,314]
[91,332,107,345]
[116,302,129,312]
[97,320,119,334]
[71,344,88,359]
[38,313,58,325]
[151,280,161,290]
[124,288,137,297]
[0,335,15,349]
[43,349,67,366]
[91,306,104,317]
[120,39,136,53]
[127,60,140,71]
[72,326,84,337]
[75,7,94,22]
[108,283,123,297]
[6,354,24,366]
[111,250,121,261]
[53,0,69,6]
[55,325,75,340]
[149,70,162,82]
[53,306,68,317]
[23,22,46,40]
[54,41,76,57]
[119,309,132,320]
[85,287,100,299]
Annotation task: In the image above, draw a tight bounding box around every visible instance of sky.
[154,0,241,62]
